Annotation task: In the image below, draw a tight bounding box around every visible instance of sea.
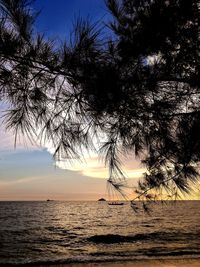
[0,201,200,266]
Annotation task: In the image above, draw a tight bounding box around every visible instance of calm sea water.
[0,201,200,266]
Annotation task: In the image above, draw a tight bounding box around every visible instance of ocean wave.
[87,231,200,244]
[145,249,200,257]
[1,201,200,266]
[1,253,200,267]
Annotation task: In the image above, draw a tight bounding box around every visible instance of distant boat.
[98,198,106,202]
[108,202,124,206]
[46,199,54,202]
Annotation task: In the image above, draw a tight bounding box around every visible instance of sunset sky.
[0,0,199,201]
[0,0,144,201]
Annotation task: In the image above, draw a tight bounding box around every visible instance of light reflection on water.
[0,201,200,265]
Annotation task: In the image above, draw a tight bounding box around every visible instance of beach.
[32,259,200,267]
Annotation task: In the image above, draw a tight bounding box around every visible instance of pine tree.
[0,0,199,204]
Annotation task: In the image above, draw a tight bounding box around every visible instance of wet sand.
[34,258,200,267]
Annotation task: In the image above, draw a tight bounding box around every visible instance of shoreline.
[35,258,200,267]
[2,258,200,267]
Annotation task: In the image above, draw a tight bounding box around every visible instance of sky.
[0,0,145,201]
[0,1,199,201]
[33,0,109,40]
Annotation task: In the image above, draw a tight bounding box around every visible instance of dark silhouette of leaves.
[0,0,199,208]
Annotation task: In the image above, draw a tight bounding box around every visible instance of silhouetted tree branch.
[0,0,199,206]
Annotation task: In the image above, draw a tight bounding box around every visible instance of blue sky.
[0,0,142,200]
[33,0,109,40]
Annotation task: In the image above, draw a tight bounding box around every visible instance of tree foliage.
[0,0,199,203]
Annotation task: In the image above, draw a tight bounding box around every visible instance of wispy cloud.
[0,175,43,187]
[55,152,145,180]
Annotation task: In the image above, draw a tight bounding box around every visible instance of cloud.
[0,104,145,182]
[55,155,108,178]
[42,124,145,180]
[0,175,43,187]
[55,152,145,180]
[146,52,162,65]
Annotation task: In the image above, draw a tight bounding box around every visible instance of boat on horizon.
[108,202,124,206]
